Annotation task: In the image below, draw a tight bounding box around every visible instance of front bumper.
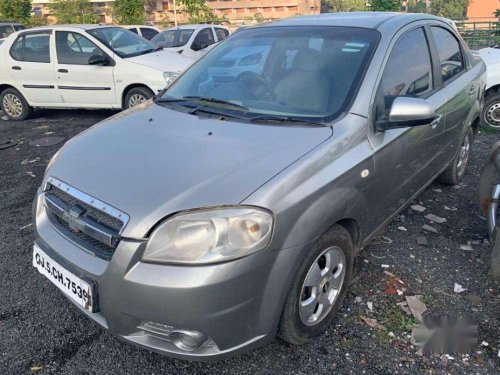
[33,189,305,361]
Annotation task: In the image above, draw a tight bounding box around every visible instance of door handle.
[430,114,443,129]
[11,66,21,70]
[58,69,69,73]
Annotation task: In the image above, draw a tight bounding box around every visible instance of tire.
[0,88,32,120]
[482,93,500,131]
[124,87,154,110]
[278,224,354,345]
[437,127,473,186]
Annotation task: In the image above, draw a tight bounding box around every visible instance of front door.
[54,31,116,107]
[183,27,216,60]
[8,31,61,105]
[366,26,447,231]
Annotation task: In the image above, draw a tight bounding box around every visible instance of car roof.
[0,21,23,25]
[259,12,450,30]
[20,24,119,32]
[165,24,229,31]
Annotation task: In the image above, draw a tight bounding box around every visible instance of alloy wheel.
[128,94,147,108]
[2,93,23,118]
[299,246,346,326]
[485,102,500,129]
[457,132,471,177]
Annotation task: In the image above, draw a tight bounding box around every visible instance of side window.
[191,28,215,51]
[10,33,50,63]
[56,31,106,65]
[376,28,433,120]
[215,28,229,41]
[128,28,138,34]
[430,26,465,83]
[140,28,158,40]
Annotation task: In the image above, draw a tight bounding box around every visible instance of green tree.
[26,14,49,27]
[114,0,145,24]
[407,0,428,13]
[179,0,218,23]
[322,0,366,13]
[0,0,32,23]
[495,9,500,18]
[369,0,401,11]
[430,0,469,18]
[49,0,99,24]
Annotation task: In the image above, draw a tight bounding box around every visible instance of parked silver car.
[33,12,486,360]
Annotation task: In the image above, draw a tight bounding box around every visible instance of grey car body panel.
[34,12,486,360]
[43,103,332,238]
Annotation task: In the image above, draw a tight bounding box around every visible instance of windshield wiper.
[249,114,327,127]
[183,96,249,112]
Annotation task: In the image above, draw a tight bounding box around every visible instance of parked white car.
[478,46,500,129]
[0,25,193,120]
[151,24,230,61]
[125,25,160,40]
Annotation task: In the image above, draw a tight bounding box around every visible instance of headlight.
[142,207,273,264]
[163,71,179,86]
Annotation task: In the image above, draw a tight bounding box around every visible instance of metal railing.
[454,20,500,49]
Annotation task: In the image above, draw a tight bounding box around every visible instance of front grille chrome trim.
[44,176,129,232]
[44,194,120,247]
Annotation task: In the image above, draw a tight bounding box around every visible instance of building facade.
[467,0,499,20]
[31,0,321,27]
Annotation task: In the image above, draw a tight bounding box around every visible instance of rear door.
[7,30,61,105]
[54,30,116,106]
[367,26,447,227]
[428,25,478,163]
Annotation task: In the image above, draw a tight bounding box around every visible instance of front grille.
[43,179,127,260]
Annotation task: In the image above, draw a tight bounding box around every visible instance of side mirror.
[376,97,438,132]
[88,54,111,66]
[192,41,207,51]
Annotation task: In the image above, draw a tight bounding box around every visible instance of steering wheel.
[237,71,276,101]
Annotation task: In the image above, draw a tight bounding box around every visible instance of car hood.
[44,102,333,238]
[126,50,194,72]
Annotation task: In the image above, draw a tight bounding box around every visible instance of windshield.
[152,29,194,48]
[0,25,14,39]
[162,26,379,123]
[88,27,157,58]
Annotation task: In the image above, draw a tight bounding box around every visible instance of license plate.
[33,245,94,312]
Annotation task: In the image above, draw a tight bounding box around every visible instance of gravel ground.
[0,109,499,375]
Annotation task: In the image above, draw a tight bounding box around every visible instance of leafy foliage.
[407,0,428,13]
[26,14,49,27]
[429,0,469,19]
[369,0,401,12]
[179,0,220,23]
[0,0,32,23]
[495,9,500,18]
[321,0,366,12]
[49,0,99,24]
[114,0,145,24]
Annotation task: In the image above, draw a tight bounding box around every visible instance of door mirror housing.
[376,97,437,131]
[192,41,208,51]
[88,54,111,66]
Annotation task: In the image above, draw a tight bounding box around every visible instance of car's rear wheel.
[124,87,154,109]
[482,93,500,131]
[278,224,353,345]
[437,127,473,186]
[1,88,32,120]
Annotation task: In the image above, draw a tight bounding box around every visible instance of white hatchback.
[0,25,194,120]
[151,24,230,61]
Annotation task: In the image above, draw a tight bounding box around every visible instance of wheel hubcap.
[456,132,471,177]
[128,94,147,108]
[485,102,500,129]
[2,94,23,118]
[299,246,346,326]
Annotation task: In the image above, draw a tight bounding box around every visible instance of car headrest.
[292,49,324,71]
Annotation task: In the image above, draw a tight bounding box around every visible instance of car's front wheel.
[278,224,353,345]
[124,87,154,109]
[482,93,500,131]
[1,88,32,121]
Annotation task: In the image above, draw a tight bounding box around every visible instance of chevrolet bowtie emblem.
[62,205,86,232]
